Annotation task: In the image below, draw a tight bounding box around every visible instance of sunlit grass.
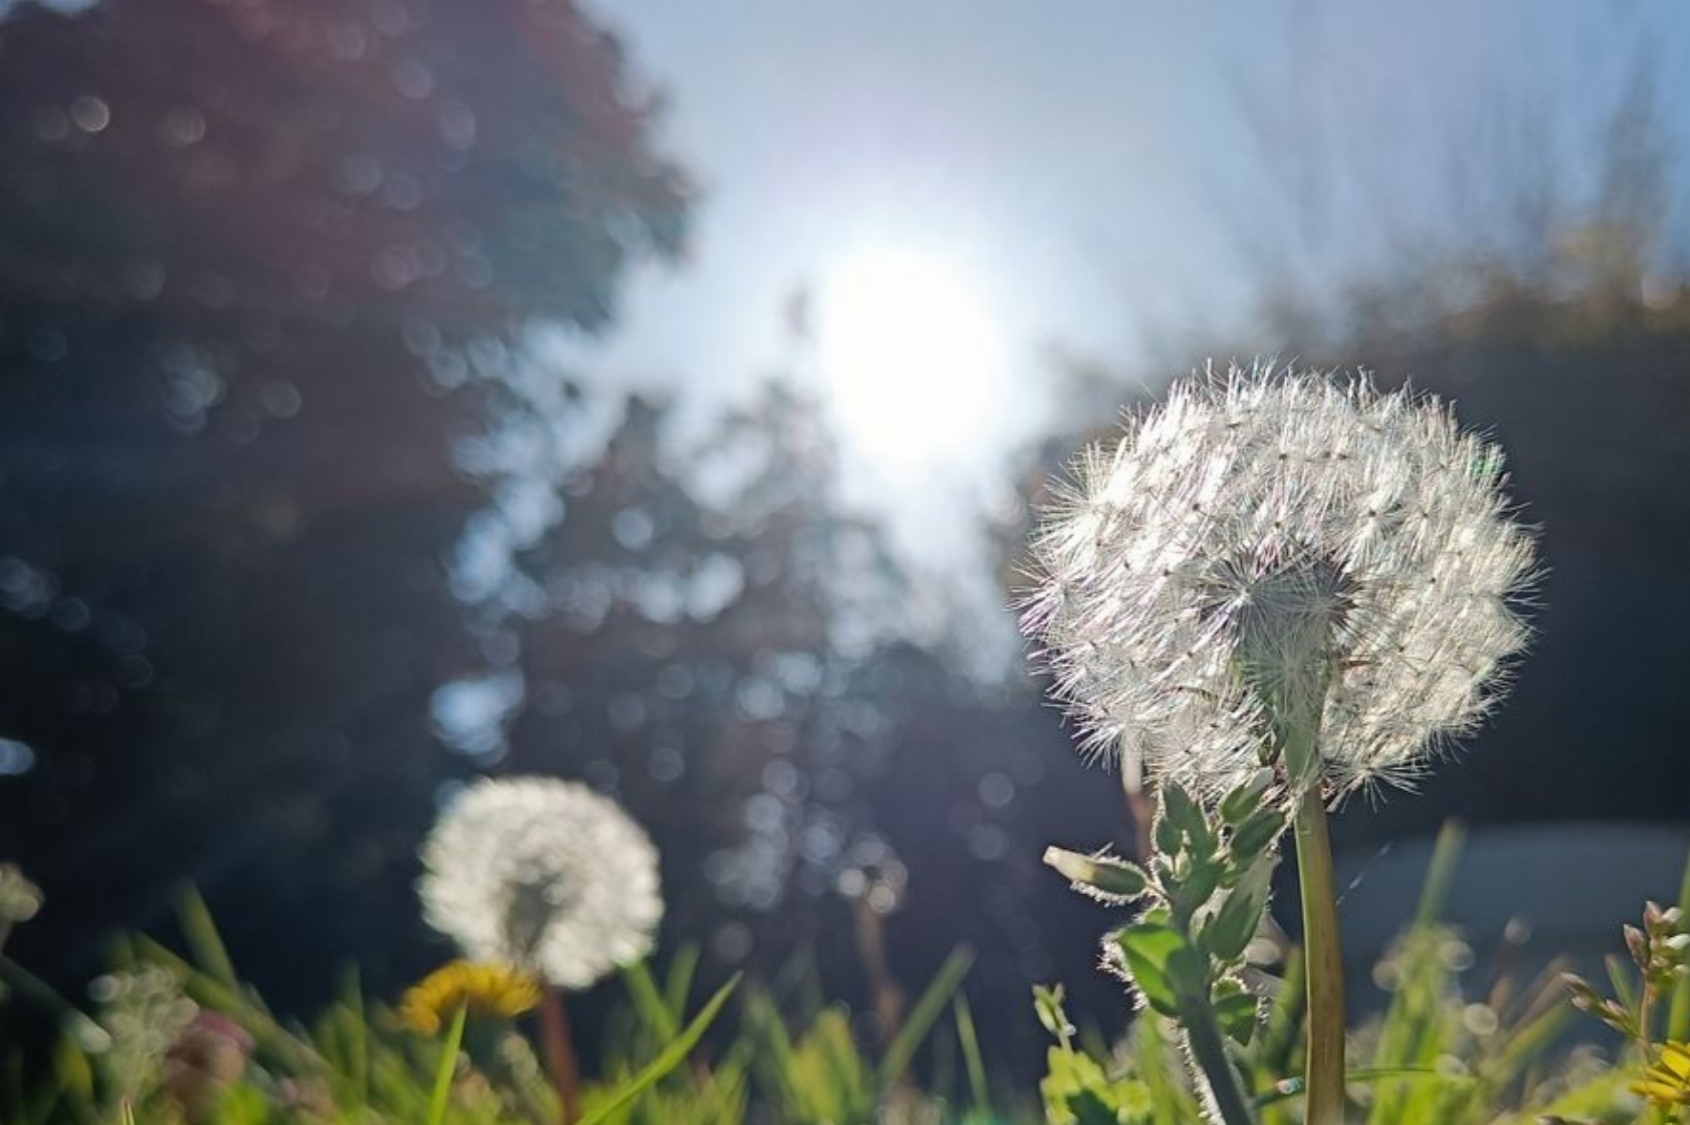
[3,841,1683,1124]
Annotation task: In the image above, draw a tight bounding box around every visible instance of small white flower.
[1023,362,1537,802]
[419,776,663,989]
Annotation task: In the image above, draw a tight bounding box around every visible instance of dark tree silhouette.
[0,0,690,1013]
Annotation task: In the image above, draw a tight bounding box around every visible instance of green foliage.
[1048,777,1288,1120]
[1562,870,1690,1125]
[2,896,1002,1125]
[1,894,749,1125]
[1041,817,1680,1125]
[742,947,978,1125]
[12,842,1690,1125]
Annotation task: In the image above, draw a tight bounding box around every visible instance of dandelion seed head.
[418,776,663,989]
[1023,362,1537,803]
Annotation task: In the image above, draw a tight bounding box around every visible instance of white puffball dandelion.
[418,776,663,989]
[1022,362,1537,803]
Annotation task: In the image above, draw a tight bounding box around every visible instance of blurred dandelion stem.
[540,984,583,1125]
[1289,761,1346,1125]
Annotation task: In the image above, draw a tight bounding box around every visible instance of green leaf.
[577,973,741,1125]
[1177,855,1223,917]
[1228,807,1284,862]
[1040,1044,1145,1125]
[1219,775,1270,825]
[1160,782,1212,857]
[1033,983,1069,1040]
[1203,880,1268,964]
[1166,945,1212,1004]
[1116,923,1195,1017]
[1153,808,1183,857]
[1213,987,1259,1048]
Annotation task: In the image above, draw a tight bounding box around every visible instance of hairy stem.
[1292,782,1346,1125]
[1182,989,1260,1125]
[539,985,583,1125]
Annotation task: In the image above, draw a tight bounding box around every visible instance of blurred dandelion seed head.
[1022,362,1537,802]
[418,776,663,989]
[89,965,198,1098]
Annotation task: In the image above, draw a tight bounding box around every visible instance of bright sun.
[814,247,1009,471]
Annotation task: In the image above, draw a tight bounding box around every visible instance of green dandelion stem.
[1292,779,1346,1125]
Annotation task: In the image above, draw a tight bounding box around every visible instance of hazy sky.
[10,0,1684,605]
[567,0,1689,579]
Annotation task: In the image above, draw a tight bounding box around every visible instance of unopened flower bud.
[1043,846,1149,903]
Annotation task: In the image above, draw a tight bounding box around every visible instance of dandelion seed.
[418,777,663,989]
[1022,362,1536,803]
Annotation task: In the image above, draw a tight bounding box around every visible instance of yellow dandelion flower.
[1634,1041,1690,1106]
[399,960,541,1035]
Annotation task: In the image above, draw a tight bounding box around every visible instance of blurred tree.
[498,381,909,959]
[0,0,689,1011]
[480,377,1129,1065]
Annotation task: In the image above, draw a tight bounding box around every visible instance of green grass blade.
[622,959,681,1042]
[953,993,990,1115]
[1414,821,1466,927]
[340,965,369,1115]
[1481,1000,1573,1088]
[1255,1067,1465,1108]
[425,1001,467,1125]
[1253,947,1305,1082]
[131,935,323,1073]
[1604,953,1638,1014]
[743,986,800,1110]
[874,946,975,1092]
[173,885,240,990]
[1360,822,1467,1125]
[577,973,741,1125]
[664,944,701,1023]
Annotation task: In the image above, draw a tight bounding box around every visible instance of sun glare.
[814,247,1009,470]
